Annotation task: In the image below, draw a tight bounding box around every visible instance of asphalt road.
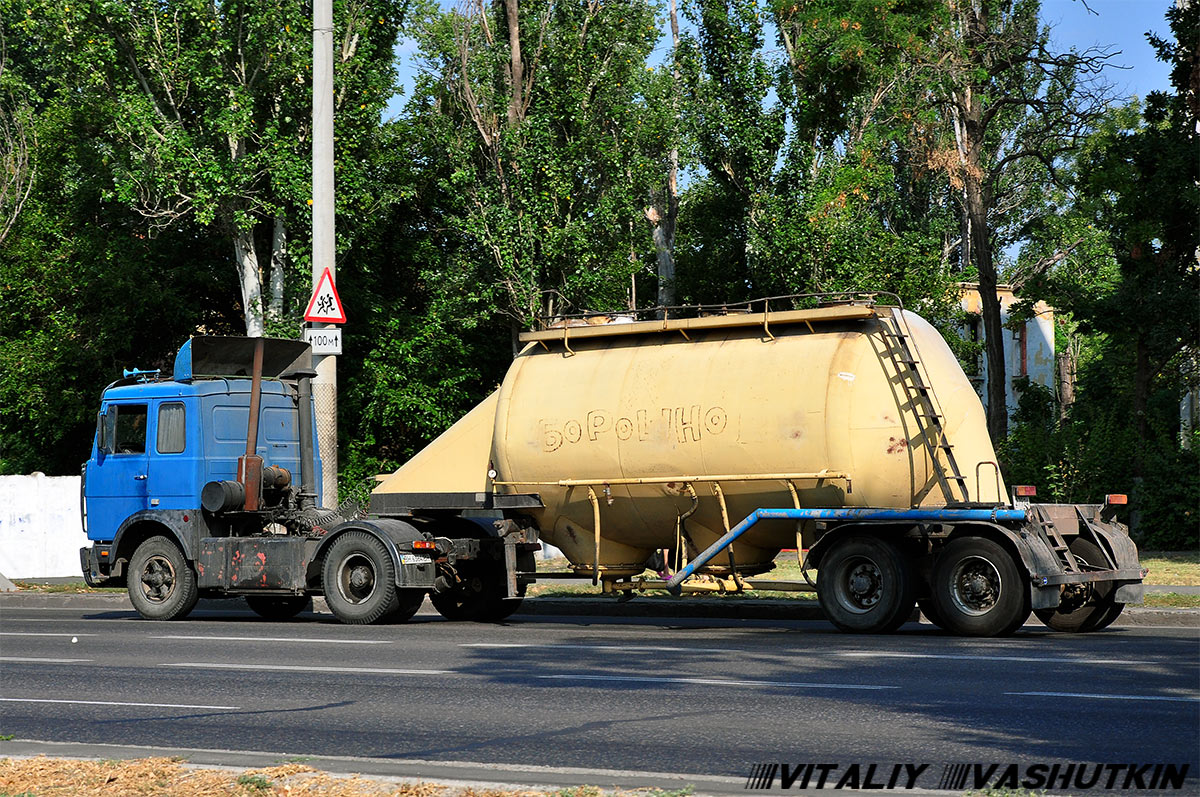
[2,603,1198,793]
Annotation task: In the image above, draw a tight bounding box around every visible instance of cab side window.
[157,402,186,454]
[114,404,148,454]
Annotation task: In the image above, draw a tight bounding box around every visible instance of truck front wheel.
[816,536,915,633]
[128,537,199,621]
[932,537,1030,637]
[322,531,401,624]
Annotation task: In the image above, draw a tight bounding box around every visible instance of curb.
[2,591,1196,627]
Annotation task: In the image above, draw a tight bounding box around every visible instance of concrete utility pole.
[312,0,338,507]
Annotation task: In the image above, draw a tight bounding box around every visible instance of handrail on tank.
[492,471,851,488]
[531,291,904,330]
[664,506,1028,595]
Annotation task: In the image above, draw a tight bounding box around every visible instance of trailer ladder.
[875,310,972,506]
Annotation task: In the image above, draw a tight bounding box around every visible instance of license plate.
[400,553,432,565]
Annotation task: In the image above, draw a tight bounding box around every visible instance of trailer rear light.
[412,540,437,550]
[1105,494,1127,505]
[100,550,109,557]
[1014,485,1037,497]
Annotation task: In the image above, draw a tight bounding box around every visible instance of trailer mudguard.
[1087,520,1146,605]
[316,518,436,589]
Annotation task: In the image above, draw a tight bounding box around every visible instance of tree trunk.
[1056,328,1076,421]
[1133,335,1150,476]
[233,224,264,337]
[655,0,682,308]
[504,0,523,127]
[968,177,1007,440]
[268,215,287,325]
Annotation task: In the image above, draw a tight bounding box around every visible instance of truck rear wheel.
[245,595,311,620]
[932,536,1030,637]
[322,531,401,624]
[128,536,199,621]
[816,536,915,633]
[1034,538,1125,632]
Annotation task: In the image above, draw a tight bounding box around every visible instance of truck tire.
[1034,538,1125,632]
[816,536,915,633]
[322,531,400,624]
[932,536,1030,637]
[431,577,525,622]
[245,595,311,620]
[382,591,427,624]
[127,537,199,621]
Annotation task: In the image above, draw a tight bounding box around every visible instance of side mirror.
[98,409,116,455]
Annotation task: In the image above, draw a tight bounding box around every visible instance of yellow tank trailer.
[372,296,1145,636]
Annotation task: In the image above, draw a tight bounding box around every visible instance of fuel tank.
[374,303,1006,578]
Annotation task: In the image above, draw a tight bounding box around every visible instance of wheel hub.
[951,556,1001,616]
[337,554,377,604]
[140,556,176,603]
[842,560,882,612]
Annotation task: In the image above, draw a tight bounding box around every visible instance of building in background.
[957,284,1057,424]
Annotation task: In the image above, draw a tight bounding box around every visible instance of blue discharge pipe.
[664,506,1028,594]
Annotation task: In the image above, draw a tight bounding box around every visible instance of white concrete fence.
[0,474,85,579]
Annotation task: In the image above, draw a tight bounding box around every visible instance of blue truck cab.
[80,336,533,624]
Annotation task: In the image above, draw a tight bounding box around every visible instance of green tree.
[927,0,1113,439]
[408,0,664,330]
[14,0,406,336]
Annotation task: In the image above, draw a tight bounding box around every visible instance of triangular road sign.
[304,267,346,323]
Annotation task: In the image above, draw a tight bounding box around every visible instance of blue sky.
[1042,0,1174,100]
[389,0,1178,114]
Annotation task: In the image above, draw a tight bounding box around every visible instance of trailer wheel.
[932,537,1030,637]
[245,595,311,620]
[322,531,400,624]
[128,536,199,621]
[1034,538,1125,632]
[816,536,915,633]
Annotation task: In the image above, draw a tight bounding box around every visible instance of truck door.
[146,401,196,510]
[84,402,150,541]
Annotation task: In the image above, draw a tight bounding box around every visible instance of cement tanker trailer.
[373,295,1144,636]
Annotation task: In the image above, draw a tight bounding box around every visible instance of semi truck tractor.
[81,295,1145,636]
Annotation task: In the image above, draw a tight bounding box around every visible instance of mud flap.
[1087,519,1146,606]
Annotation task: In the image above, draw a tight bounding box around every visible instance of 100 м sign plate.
[304,327,342,355]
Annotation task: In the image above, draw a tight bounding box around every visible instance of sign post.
[312,0,338,508]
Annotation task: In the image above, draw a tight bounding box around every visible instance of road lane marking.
[1007,691,1200,703]
[0,657,93,664]
[840,651,1148,665]
[162,663,450,675]
[535,674,897,690]
[0,697,239,710]
[0,632,97,637]
[462,643,730,654]
[151,635,390,645]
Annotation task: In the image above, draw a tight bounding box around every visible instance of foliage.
[0,0,1195,553]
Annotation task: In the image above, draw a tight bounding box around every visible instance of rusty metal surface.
[196,537,309,591]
